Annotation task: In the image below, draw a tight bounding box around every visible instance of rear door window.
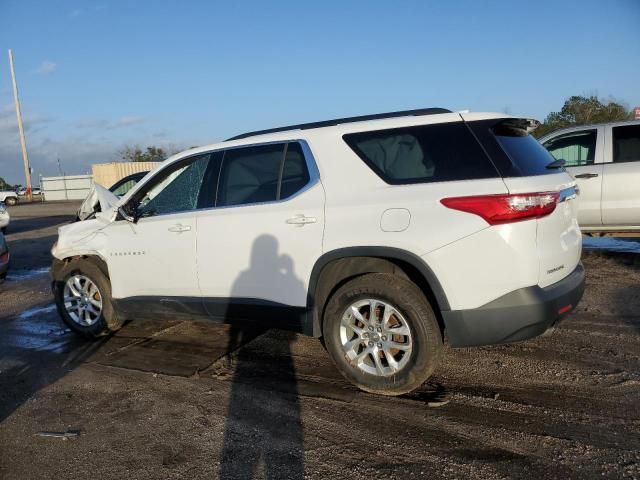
[343,122,498,184]
[543,130,597,167]
[612,125,640,163]
[216,142,312,207]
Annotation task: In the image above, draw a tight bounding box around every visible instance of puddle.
[18,304,57,319]
[582,237,640,254]
[7,267,50,281]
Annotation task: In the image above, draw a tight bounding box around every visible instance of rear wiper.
[546,159,566,169]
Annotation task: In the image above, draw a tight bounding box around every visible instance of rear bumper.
[442,262,585,347]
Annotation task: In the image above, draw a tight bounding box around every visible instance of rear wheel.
[53,258,123,338]
[4,197,17,206]
[323,273,442,395]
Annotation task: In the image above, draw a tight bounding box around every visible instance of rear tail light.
[440,192,560,225]
[0,252,9,263]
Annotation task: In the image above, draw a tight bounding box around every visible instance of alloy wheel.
[340,298,413,377]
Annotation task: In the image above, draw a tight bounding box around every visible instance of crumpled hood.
[77,184,120,220]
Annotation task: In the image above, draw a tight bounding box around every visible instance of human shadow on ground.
[218,235,305,479]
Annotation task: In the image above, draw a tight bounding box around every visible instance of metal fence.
[41,174,93,201]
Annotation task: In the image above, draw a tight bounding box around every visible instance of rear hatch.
[465,115,582,287]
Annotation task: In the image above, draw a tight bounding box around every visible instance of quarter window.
[543,130,596,167]
[280,143,310,200]
[343,122,498,184]
[612,125,640,163]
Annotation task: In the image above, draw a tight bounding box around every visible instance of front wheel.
[4,197,17,206]
[53,258,123,338]
[323,273,443,396]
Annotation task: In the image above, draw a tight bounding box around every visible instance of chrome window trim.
[127,139,321,221]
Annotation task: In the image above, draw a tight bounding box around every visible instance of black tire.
[1,227,6,234]
[323,273,442,396]
[53,258,123,338]
[4,197,17,206]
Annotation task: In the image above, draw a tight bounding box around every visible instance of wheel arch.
[307,247,450,337]
[52,253,110,280]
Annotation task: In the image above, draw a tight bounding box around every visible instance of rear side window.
[543,130,596,167]
[343,122,498,184]
[612,125,640,163]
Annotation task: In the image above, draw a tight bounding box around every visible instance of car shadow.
[218,235,305,479]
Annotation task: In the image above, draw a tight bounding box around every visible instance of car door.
[195,141,324,329]
[601,123,640,226]
[542,127,603,227]
[106,152,216,307]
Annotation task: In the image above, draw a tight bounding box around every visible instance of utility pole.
[8,49,33,202]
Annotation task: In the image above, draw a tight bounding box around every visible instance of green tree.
[0,177,14,191]
[534,95,633,138]
[117,145,178,162]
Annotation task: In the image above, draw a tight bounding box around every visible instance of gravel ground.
[0,202,638,479]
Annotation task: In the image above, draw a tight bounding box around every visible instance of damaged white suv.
[52,108,585,395]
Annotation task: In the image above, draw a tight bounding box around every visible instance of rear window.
[469,119,558,177]
[343,122,498,184]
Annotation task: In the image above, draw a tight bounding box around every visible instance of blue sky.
[0,0,638,184]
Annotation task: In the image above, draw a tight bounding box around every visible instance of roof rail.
[226,107,452,141]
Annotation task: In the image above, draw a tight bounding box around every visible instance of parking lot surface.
[0,202,638,479]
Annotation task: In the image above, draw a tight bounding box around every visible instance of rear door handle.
[168,224,191,233]
[286,215,317,226]
[574,173,599,179]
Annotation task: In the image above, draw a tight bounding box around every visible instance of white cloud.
[74,118,110,129]
[35,61,57,75]
[74,115,145,130]
[0,106,53,134]
[114,116,145,128]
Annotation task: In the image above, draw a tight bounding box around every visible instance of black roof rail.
[226,107,452,141]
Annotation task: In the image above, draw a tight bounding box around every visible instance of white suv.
[539,120,640,232]
[51,108,585,395]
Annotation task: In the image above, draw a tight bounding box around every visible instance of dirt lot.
[0,202,638,479]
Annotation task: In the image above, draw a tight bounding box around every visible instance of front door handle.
[286,215,317,227]
[168,224,191,233]
[574,173,599,179]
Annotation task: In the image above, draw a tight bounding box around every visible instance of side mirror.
[118,206,136,223]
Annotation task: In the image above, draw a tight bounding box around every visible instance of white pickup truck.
[540,120,640,232]
[0,191,18,206]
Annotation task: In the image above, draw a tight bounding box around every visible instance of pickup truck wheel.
[4,197,17,206]
[323,273,442,396]
[53,258,123,338]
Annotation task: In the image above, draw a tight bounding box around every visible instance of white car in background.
[540,120,640,232]
[0,202,9,233]
[0,191,18,206]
